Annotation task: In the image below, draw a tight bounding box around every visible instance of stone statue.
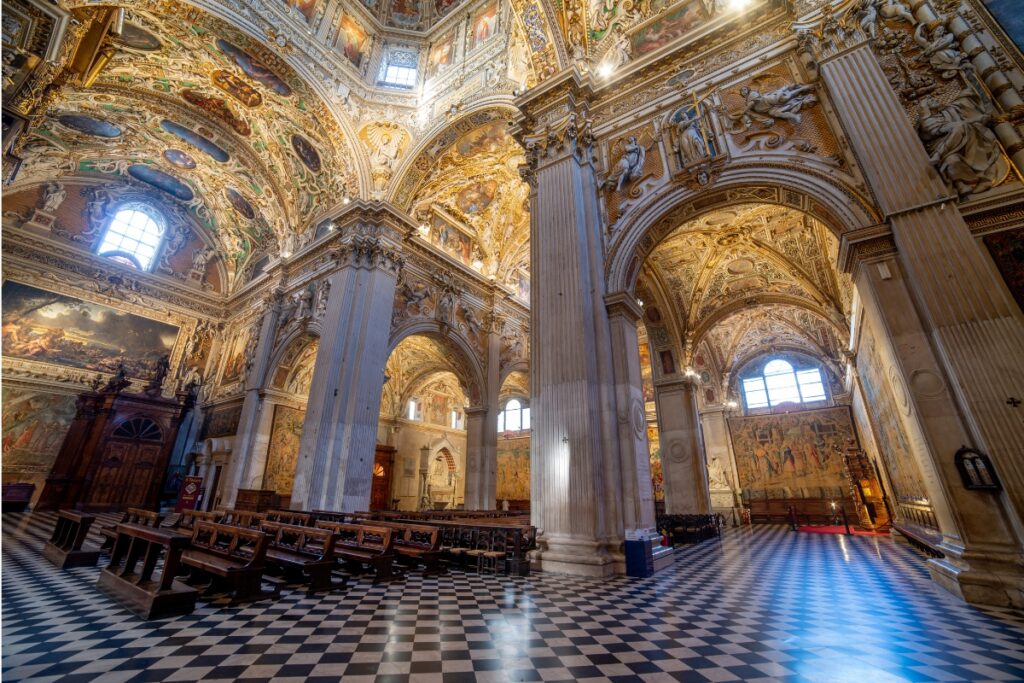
[147,353,171,392]
[295,284,314,320]
[41,182,66,212]
[674,111,707,165]
[848,0,915,35]
[436,286,456,325]
[613,136,647,192]
[916,93,1006,196]
[462,306,482,337]
[725,83,818,132]
[315,279,330,319]
[605,27,632,72]
[102,361,130,393]
[914,22,967,79]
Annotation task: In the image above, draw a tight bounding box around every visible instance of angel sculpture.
[916,93,1006,197]
[847,0,915,36]
[610,135,651,192]
[724,83,818,132]
[914,21,968,79]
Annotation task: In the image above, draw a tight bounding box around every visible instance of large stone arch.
[388,319,488,407]
[605,164,880,295]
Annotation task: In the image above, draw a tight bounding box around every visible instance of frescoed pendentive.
[215,39,293,97]
[290,134,322,173]
[210,70,263,108]
[456,180,497,213]
[115,23,162,51]
[163,149,197,169]
[128,164,194,201]
[225,187,256,220]
[56,114,122,138]
[1,281,179,378]
[160,120,230,162]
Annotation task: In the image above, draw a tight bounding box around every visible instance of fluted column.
[513,71,626,576]
[606,293,657,534]
[290,203,409,512]
[700,406,741,513]
[462,407,487,509]
[222,290,282,508]
[653,378,711,514]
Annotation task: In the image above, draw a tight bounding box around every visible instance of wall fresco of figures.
[496,435,530,502]
[339,15,370,69]
[630,1,705,56]
[2,281,179,379]
[262,404,305,495]
[728,406,858,498]
[1,388,78,497]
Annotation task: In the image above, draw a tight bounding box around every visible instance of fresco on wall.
[427,214,473,265]
[389,0,422,29]
[127,164,194,201]
[630,2,705,56]
[263,404,305,494]
[434,0,460,18]
[455,180,497,214]
[202,403,243,438]
[496,438,530,501]
[225,187,257,220]
[116,24,162,51]
[981,0,1024,53]
[2,388,77,483]
[163,149,196,169]
[470,1,499,50]
[456,120,506,156]
[283,0,319,22]
[857,330,929,503]
[983,227,1024,312]
[220,329,250,384]
[728,406,858,497]
[180,89,252,136]
[210,70,263,108]
[56,114,122,138]
[339,16,370,69]
[426,30,456,79]
[216,39,293,97]
[160,120,230,162]
[1,281,179,378]
[291,134,322,173]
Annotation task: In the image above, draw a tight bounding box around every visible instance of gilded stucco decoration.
[10,1,359,288]
[381,335,472,418]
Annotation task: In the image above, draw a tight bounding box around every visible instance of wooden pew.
[96,523,198,619]
[2,483,35,512]
[181,522,276,603]
[359,520,443,574]
[656,514,722,545]
[314,521,396,583]
[311,509,355,524]
[259,521,345,595]
[169,509,223,536]
[218,509,266,529]
[43,510,101,568]
[100,508,165,550]
[431,521,533,575]
[265,509,312,526]
[745,498,858,525]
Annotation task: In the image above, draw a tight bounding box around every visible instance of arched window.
[497,398,530,433]
[97,203,166,270]
[741,358,827,411]
[407,398,419,420]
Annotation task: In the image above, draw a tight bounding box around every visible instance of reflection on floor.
[3,512,1024,683]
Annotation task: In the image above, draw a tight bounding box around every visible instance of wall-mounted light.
[342,197,351,205]
[598,62,615,79]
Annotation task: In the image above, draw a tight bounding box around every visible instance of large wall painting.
[2,281,179,379]
[2,388,78,495]
[470,1,499,50]
[283,0,319,22]
[339,15,370,69]
[389,0,422,29]
[262,404,305,494]
[496,436,530,502]
[630,1,705,56]
[427,30,456,79]
[981,1,1024,53]
[728,406,858,498]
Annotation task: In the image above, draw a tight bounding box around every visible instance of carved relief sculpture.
[916,92,1008,196]
[723,83,819,133]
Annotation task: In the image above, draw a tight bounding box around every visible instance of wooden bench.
[314,521,396,583]
[169,509,223,536]
[311,509,355,524]
[259,521,345,594]
[362,520,443,574]
[656,514,722,545]
[96,523,198,619]
[265,509,312,526]
[432,522,533,575]
[218,509,266,529]
[746,498,858,526]
[43,510,101,568]
[181,522,276,603]
[2,483,35,512]
[100,508,165,550]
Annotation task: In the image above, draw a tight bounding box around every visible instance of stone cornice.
[837,223,898,272]
[604,291,644,323]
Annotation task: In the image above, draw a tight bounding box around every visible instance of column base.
[927,551,1024,608]
[529,535,621,577]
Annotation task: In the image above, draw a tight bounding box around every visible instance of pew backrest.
[260,521,337,561]
[265,509,312,527]
[190,521,268,568]
[314,521,395,555]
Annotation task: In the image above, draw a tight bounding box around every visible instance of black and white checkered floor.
[3,512,1024,682]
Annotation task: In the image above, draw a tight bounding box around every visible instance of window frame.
[96,201,167,272]
[497,397,530,434]
[739,357,830,413]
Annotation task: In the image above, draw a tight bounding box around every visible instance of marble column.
[606,293,657,534]
[290,204,408,512]
[513,71,627,576]
[477,318,503,509]
[462,407,487,509]
[221,289,282,508]
[654,378,711,515]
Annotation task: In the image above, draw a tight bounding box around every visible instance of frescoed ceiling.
[381,335,470,418]
[11,1,359,284]
[642,203,852,381]
[401,117,530,289]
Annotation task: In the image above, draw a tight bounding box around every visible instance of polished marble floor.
[3,511,1024,683]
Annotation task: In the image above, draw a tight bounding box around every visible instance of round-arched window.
[741,358,827,411]
[497,398,530,433]
[97,203,166,270]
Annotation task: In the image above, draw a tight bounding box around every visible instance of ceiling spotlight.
[598,62,615,78]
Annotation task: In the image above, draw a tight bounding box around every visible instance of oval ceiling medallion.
[160,120,229,163]
[291,134,321,173]
[127,164,194,201]
[727,258,754,275]
[115,23,162,51]
[216,38,293,97]
[225,187,256,220]
[163,149,196,169]
[56,114,122,138]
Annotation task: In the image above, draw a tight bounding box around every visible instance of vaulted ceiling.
[381,334,469,418]
[641,203,852,387]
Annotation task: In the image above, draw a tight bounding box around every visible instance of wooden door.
[86,417,164,510]
[370,446,395,511]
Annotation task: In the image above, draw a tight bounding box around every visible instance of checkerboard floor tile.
[4,512,1024,682]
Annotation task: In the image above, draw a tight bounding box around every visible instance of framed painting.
[470,1,499,50]
[339,15,370,69]
[426,29,456,79]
